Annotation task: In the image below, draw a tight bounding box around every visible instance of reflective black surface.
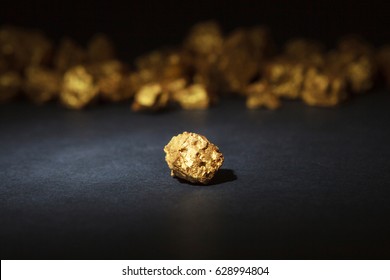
[1,91,390,259]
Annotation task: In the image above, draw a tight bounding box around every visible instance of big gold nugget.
[164,132,224,184]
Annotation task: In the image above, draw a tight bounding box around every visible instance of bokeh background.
[1,0,390,260]
[1,0,389,62]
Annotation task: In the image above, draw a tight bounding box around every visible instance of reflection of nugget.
[164,132,224,184]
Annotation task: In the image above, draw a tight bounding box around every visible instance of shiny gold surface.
[164,132,224,184]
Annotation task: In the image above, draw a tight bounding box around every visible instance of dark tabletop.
[1,91,390,259]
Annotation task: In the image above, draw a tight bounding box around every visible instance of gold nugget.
[131,83,169,111]
[54,38,86,73]
[0,71,21,103]
[24,66,61,104]
[171,83,210,110]
[245,81,281,109]
[301,67,347,107]
[164,132,224,184]
[60,65,99,109]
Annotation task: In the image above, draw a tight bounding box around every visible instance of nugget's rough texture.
[164,132,224,184]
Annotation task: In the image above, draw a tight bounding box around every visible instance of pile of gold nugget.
[1,22,390,110]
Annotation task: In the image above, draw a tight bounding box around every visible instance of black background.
[1,0,389,61]
[1,0,390,260]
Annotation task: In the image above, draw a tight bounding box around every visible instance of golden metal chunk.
[135,50,186,84]
[60,65,99,109]
[172,83,210,110]
[284,39,324,66]
[301,67,347,107]
[164,132,224,184]
[88,60,134,102]
[218,26,272,92]
[54,38,86,73]
[131,83,169,111]
[184,21,223,58]
[87,34,116,63]
[24,66,61,104]
[245,81,281,109]
[0,71,21,103]
[264,57,306,99]
[327,37,376,93]
[0,26,52,71]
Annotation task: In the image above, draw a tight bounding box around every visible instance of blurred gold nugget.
[263,57,307,99]
[164,131,224,184]
[327,37,376,93]
[301,67,347,107]
[135,49,186,83]
[285,39,324,66]
[218,26,272,92]
[0,26,52,71]
[245,81,281,110]
[184,21,223,58]
[172,83,210,110]
[0,71,22,102]
[24,66,61,104]
[183,21,223,77]
[0,22,387,111]
[87,34,116,63]
[131,83,169,111]
[88,60,134,102]
[60,65,99,109]
[54,38,86,73]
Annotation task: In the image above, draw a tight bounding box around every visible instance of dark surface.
[1,91,390,259]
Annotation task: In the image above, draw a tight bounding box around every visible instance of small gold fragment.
[60,65,99,109]
[327,37,376,93]
[218,26,272,92]
[264,57,306,99]
[172,83,210,110]
[131,83,169,111]
[301,67,347,107]
[88,60,133,102]
[54,38,86,73]
[87,34,116,63]
[164,132,224,184]
[0,71,21,103]
[284,39,324,66]
[245,81,281,109]
[0,26,52,70]
[24,66,61,104]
